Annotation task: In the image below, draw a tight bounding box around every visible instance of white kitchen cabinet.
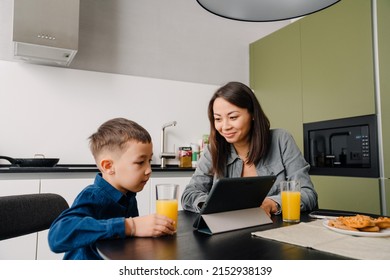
[149,177,192,214]
[40,178,94,207]
[0,172,192,260]
[0,179,40,260]
[0,179,40,196]
[37,177,94,260]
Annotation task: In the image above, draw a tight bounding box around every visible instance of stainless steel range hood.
[13,0,80,67]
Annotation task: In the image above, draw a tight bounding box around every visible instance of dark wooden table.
[96,210,350,260]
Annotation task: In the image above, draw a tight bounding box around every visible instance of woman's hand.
[125,214,176,237]
[261,198,279,217]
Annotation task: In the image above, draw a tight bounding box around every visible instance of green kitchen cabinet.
[311,176,381,215]
[377,0,390,215]
[250,22,303,150]
[385,179,390,215]
[250,0,375,146]
[300,0,375,123]
[377,0,390,179]
[249,0,387,214]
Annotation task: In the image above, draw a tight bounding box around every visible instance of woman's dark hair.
[207,81,270,177]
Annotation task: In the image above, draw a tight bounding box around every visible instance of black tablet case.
[193,175,276,234]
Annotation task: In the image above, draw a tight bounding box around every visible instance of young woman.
[181,81,318,216]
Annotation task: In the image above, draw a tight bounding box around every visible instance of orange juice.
[281,191,301,222]
[156,199,178,229]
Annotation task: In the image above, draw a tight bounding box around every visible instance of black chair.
[0,193,69,241]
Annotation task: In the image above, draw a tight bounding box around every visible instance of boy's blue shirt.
[48,173,139,260]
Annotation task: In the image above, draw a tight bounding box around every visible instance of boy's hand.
[125,214,176,237]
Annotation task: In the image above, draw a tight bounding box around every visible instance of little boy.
[48,118,175,259]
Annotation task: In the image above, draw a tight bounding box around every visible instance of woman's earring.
[109,170,115,175]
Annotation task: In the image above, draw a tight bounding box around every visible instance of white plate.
[322,220,390,237]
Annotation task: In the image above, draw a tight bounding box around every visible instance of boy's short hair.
[89,118,152,159]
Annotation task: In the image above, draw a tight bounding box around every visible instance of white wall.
[0,0,290,85]
[0,60,216,165]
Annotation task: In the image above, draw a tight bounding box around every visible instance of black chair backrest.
[0,193,69,241]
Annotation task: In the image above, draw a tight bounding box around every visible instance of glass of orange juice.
[281,180,301,223]
[156,184,179,230]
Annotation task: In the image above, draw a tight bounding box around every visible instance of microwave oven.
[303,114,379,178]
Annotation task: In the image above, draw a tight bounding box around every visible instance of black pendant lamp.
[196,0,341,22]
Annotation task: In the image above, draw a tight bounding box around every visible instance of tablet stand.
[196,207,273,235]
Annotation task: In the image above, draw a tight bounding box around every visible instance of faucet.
[160,121,177,168]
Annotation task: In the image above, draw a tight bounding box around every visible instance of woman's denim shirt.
[181,129,318,213]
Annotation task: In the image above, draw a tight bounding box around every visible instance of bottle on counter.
[178,147,192,168]
[190,143,200,168]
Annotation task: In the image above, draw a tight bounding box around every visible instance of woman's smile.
[223,132,236,139]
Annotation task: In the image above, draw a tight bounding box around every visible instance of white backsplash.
[0,60,217,165]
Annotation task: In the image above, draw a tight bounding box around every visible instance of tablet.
[193,175,276,228]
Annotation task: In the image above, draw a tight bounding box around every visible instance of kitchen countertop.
[0,164,195,174]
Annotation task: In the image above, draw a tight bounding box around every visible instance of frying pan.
[0,155,59,167]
